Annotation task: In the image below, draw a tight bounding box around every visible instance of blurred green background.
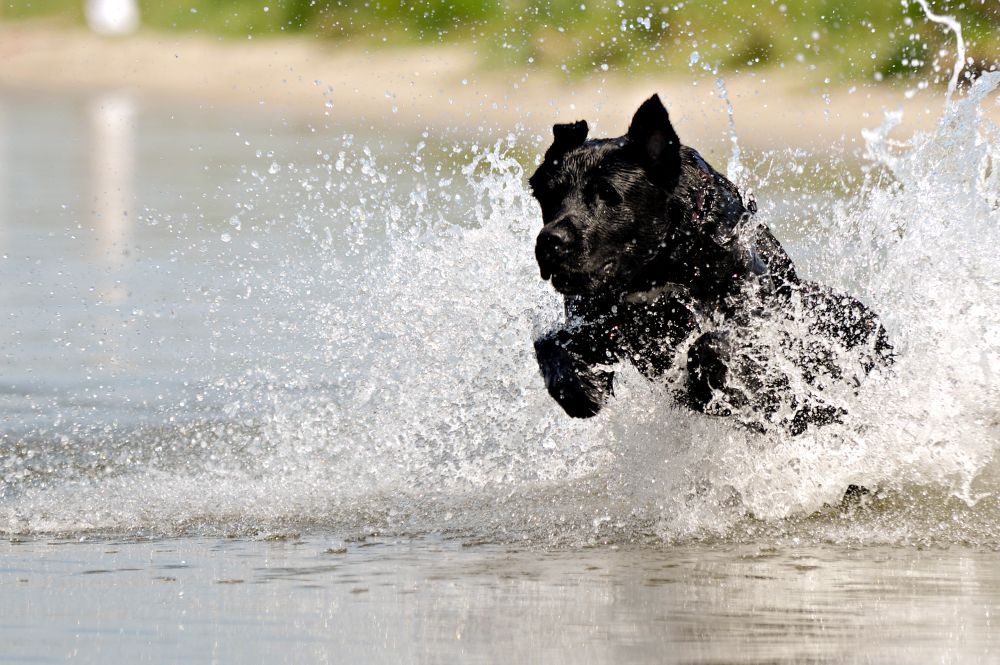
[2,0,997,84]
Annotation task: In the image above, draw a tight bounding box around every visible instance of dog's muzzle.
[535,224,576,281]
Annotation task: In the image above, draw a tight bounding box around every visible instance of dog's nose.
[536,223,576,280]
[537,224,574,260]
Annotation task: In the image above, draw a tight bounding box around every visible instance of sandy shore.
[0,22,995,151]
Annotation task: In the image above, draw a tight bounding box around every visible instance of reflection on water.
[0,90,416,433]
[2,537,999,664]
[87,91,135,304]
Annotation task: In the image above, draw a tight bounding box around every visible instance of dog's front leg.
[685,330,768,418]
[534,328,614,418]
[685,331,736,414]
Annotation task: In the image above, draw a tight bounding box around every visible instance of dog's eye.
[592,181,622,206]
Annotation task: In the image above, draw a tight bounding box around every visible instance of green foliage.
[3,0,998,83]
[2,0,82,21]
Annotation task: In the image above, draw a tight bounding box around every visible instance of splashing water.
[2,69,999,546]
[715,76,747,192]
[914,0,966,102]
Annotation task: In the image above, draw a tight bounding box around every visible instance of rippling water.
[4,536,1000,664]
[0,70,998,661]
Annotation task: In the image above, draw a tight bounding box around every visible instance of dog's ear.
[530,120,589,194]
[548,120,589,160]
[626,95,681,187]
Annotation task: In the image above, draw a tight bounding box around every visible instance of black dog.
[531,95,892,434]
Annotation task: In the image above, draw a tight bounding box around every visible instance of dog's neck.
[686,150,720,226]
[625,148,755,301]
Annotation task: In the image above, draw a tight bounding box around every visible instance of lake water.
[4,537,1000,664]
[1,75,998,663]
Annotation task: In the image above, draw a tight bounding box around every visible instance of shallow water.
[3,537,1000,664]
[1,71,999,661]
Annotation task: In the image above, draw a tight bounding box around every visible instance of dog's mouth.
[546,261,618,295]
[549,270,591,294]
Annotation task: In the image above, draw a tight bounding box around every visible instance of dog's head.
[530,94,682,296]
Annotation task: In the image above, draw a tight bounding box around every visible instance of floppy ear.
[626,94,681,187]
[529,120,589,194]
[547,120,589,161]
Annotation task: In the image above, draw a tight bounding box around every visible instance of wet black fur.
[531,95,892,434]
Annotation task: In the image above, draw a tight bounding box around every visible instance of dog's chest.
[616,292,699,377]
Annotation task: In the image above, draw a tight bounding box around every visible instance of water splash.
[2,73,999,546]
[715,76,747,191]
[913,0,966,102]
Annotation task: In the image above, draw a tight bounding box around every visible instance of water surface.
[4,537,1000,664]
[1,78,999,663]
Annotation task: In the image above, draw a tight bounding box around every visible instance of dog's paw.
[534,334,613,418]
[549,367,613,418]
